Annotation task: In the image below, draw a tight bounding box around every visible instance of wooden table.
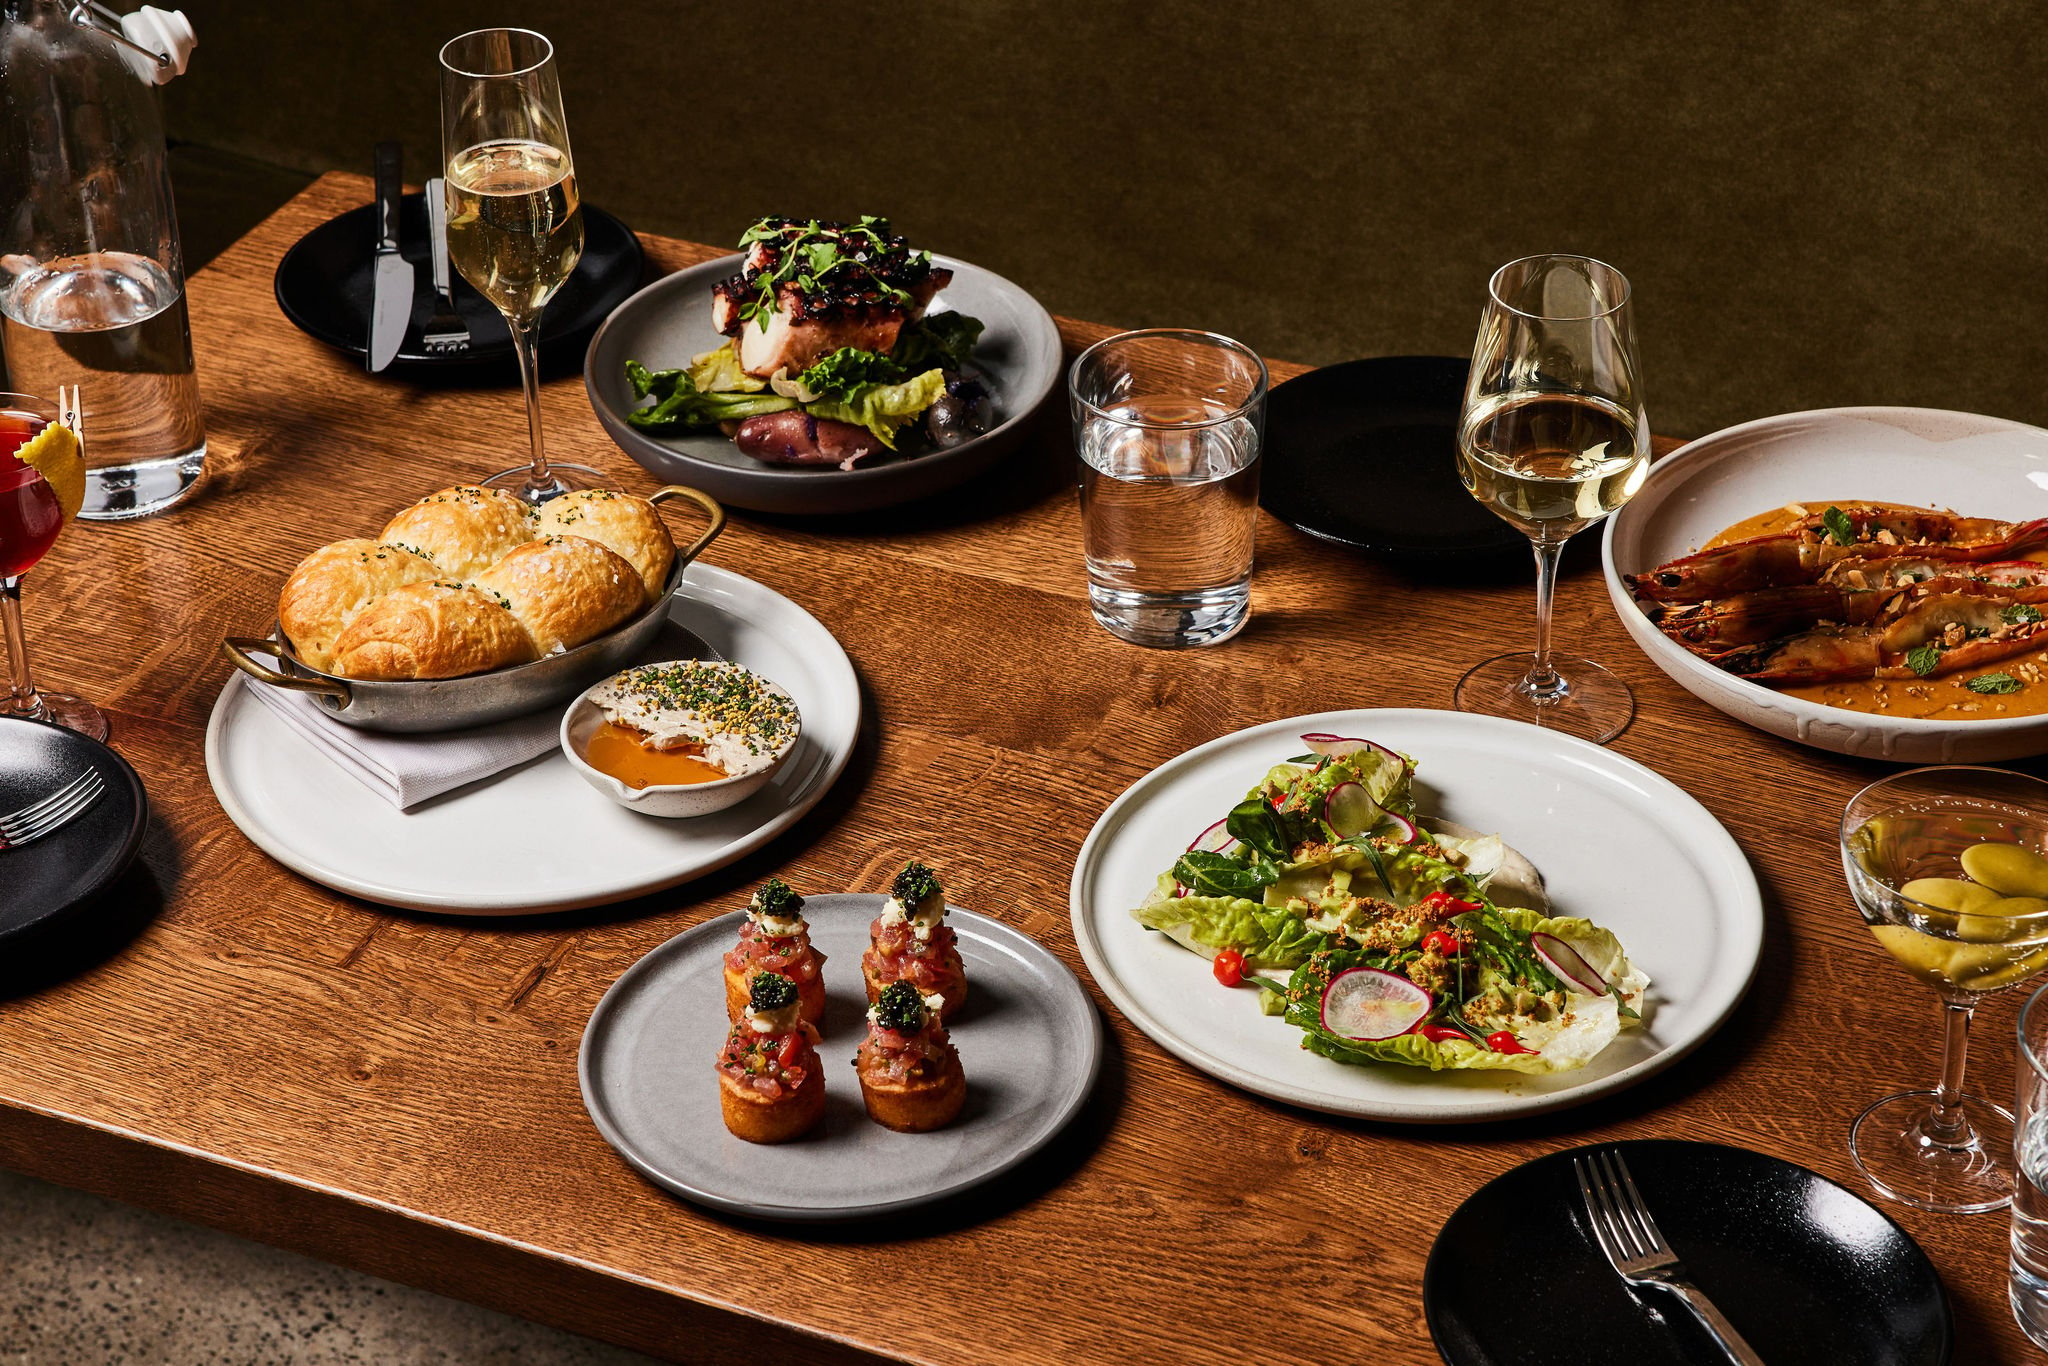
[0,172,2034,1362]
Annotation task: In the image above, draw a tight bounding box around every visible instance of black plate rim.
[271,195,644,367]
[1261,353,1529,561]
[0,715,149,946]
[1421,1137,1954,1366]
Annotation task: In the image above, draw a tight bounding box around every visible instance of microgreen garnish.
[732,216,931,329]
[2003,603,2044,626]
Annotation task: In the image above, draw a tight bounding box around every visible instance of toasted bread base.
[722,963,826,1028]
[858,1052,966,1133]
[717,1064,825,1144]
[860,946,967,1021]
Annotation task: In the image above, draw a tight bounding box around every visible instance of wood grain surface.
[0,172,2039,1363]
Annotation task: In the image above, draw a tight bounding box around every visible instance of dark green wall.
[168,1,2048,438]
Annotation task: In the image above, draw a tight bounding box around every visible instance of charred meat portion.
[710,216,952,377]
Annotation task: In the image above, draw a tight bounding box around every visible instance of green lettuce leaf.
[805,369,948,448]
[687,343,766,394]
[796,347,903,403]
[890,312,984,373]
[622,351,792,431]
[1131,875,1331,969]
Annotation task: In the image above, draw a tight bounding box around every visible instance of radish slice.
[1379,810,1420,845]
[1321,967,1432,1040]
[1301,733,1404,765]
[1531,932,1607,995]
[1324,782,1379,838]
[1186,818,1236,854]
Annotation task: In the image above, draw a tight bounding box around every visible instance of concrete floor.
[0,1170,661,1366]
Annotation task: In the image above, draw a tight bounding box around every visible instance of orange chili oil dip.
[583,721,729,788]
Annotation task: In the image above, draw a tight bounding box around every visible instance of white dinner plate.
[204,564,860,914]
[580,894,1101,1222]
[1069,708,1763,1123]
[1603,406,2048,762]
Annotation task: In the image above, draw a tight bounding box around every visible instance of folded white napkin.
[238,675,562,809]
[238,620,720,809]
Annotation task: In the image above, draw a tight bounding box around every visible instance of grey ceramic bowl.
[560,662,801,818]
[583,253,1062,515]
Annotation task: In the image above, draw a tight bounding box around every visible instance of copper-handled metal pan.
[222,486,725,733]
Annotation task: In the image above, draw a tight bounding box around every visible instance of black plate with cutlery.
[1424,1140,1951,1365]
[0,717,148,946]
[273,193,644,376]
[1260,355,1527,562]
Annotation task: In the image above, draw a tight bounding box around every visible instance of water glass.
[1069,329,1267,648]
[0,0,207,519]
[2014,984,2048,1345]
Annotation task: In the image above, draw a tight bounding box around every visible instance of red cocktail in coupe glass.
[0,392,107,739]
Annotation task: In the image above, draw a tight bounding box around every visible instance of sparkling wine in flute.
[444,139,584,322]
[1456,392,1649,542]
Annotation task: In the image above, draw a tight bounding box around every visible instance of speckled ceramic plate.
[1425,1141,1951,1365]
[579,894,1101,1221]
[583,253,1061,515]
[1603,406,2048,762]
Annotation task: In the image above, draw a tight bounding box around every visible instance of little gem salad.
[1129,734,1649,1075]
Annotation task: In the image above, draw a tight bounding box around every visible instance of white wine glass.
[438,28,596,504]
[1453,254,1650,743]
[1843,765,2048,1214]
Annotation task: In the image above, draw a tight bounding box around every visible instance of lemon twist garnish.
[15,423,84,521]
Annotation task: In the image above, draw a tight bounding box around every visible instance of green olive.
[1960,842,2048,899]
[1901,877,2002,913]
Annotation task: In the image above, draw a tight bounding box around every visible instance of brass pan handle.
[649,485,728,569]
[220,636,352,707]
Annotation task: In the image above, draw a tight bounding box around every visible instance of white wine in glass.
[444,138,582,322]
[438,29,595,505]
[1453,254,1650,743]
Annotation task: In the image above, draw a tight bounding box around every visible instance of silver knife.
[367,140,413,372]
[425,177,451,304]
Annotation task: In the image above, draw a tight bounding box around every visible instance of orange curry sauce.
[1700,500,2048,722]
[583,720,729,788]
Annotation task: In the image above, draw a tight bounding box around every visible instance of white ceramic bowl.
[1602,406,2048,763]
[560,661,802,818]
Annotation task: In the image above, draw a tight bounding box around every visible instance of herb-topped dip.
[583,660,800,786]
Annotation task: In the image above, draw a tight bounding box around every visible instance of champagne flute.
[1843,766,2048,1213]
[0,391,107,740]
[438,28,596,505]
[1453,254,1650,742]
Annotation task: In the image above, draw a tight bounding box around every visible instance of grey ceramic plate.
[579,893,1101,1221]
[583,254,1062,515]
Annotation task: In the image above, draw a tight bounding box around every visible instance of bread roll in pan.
[220,486,725,734]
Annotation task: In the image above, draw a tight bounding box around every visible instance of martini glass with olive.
[1842,766,2048,1214]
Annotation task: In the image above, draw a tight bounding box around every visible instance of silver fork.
[1576,1150,1766,1365]
[0,767,105,853]
[420,177,470,356]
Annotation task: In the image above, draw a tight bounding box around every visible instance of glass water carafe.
[0,0,205,519]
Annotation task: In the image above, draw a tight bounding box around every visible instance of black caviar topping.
[748,971,798,1014]
[891,860,942,908]
[872,980,927,1033]
[752,878,803,919]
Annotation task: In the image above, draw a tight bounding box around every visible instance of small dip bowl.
[561,660,802,818]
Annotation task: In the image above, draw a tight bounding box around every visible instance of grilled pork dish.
[710,217,951,378]
[625,217,993,470]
